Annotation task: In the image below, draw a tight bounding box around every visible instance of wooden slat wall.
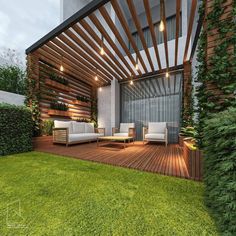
[38,60,93,121]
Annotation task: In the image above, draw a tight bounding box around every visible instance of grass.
[0,152,217,235]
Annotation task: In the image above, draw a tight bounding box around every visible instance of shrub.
[0,103,33,156]
[203,107,236,235]
[42,120,54,136]
[50,102,68,111]
[0,65,26,95]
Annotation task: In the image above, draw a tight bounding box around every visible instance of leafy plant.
[0,103,33,156]
[91,99,98,128]
[50,73,68,86]
[0,65,26,95]
[50,102,68,111]
[76,95,90,103]
[203,107,236,235]
[76,118,91,123]
[42,119,54,136]
[180,126,197,138]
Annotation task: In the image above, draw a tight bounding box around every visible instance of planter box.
[179,135,184,147]
[73,100,91,107]
[183,141,203,181]
[48,109,71,117]
[45,78,70,92]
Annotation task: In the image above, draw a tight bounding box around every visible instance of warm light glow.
[99,87,102,92]
[159,20,164,32]
[60,65,64,72]
[135,63,139,70]
[130,80,133,85]
[166,72,169,78]
[95,75,98,81]
[100,47,105,55]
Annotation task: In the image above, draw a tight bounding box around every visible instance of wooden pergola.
[26,0,202,120]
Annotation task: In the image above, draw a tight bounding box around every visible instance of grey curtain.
[120,73,183,143]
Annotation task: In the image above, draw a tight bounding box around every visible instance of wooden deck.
[33,137,190,179]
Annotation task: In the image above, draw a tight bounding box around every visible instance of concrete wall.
[0,90,25,106]
[97,85,111,135]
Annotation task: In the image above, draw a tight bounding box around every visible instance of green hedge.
[0,103,33,156]
[203,107,236,235]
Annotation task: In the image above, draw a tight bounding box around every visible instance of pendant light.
[135,54,139,70]
[95,68,98,81]
[166,71,169,78]
[99,87,102,92]
[60,56,64,72]
[159,1,165,32]
[100,35,105,55]
[159,20,164,32]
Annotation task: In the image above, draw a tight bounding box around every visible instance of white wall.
[61,0,92,22]
[97,79,120,135]
[97,85,111,135]
[0,90,25,106]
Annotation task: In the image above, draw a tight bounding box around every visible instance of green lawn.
[0,152,217,235]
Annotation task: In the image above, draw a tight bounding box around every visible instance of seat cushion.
[54,120,73,134]
[113,133,129,137]
[68,133,102,143]
[145,133,165,140]
[85,123,94,133]
[148,122,166,134]
[72,122,85,134]
[120,123,135,133]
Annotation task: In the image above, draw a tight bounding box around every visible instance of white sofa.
[112,123,136,140]
[53,120,105,146]
[143,122,168,146]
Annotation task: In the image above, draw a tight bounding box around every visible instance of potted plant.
[179,126,197,147]
[48,102,71,117]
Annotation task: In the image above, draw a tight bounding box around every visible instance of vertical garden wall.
[26,52,98,136]
[195,0,236,235]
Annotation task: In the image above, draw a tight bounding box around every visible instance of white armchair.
[112,123,136,140]
[143,122,168,146]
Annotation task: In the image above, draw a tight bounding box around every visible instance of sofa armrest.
[112,127,119,136]
[143,127,148,139]
[53,128,69,145]
[165,127,168,145]
[128,128,136,138]
[95,128,105,136]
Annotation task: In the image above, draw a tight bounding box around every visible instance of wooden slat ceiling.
[26,0,201,87]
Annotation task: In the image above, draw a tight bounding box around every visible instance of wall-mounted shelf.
[48,109,72,117]
[45,78,70,92]
[73,100,91,107]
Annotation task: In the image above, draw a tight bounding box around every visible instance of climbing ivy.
[195,0,236,147]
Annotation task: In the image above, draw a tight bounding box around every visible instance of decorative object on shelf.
[50,102,68,111]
